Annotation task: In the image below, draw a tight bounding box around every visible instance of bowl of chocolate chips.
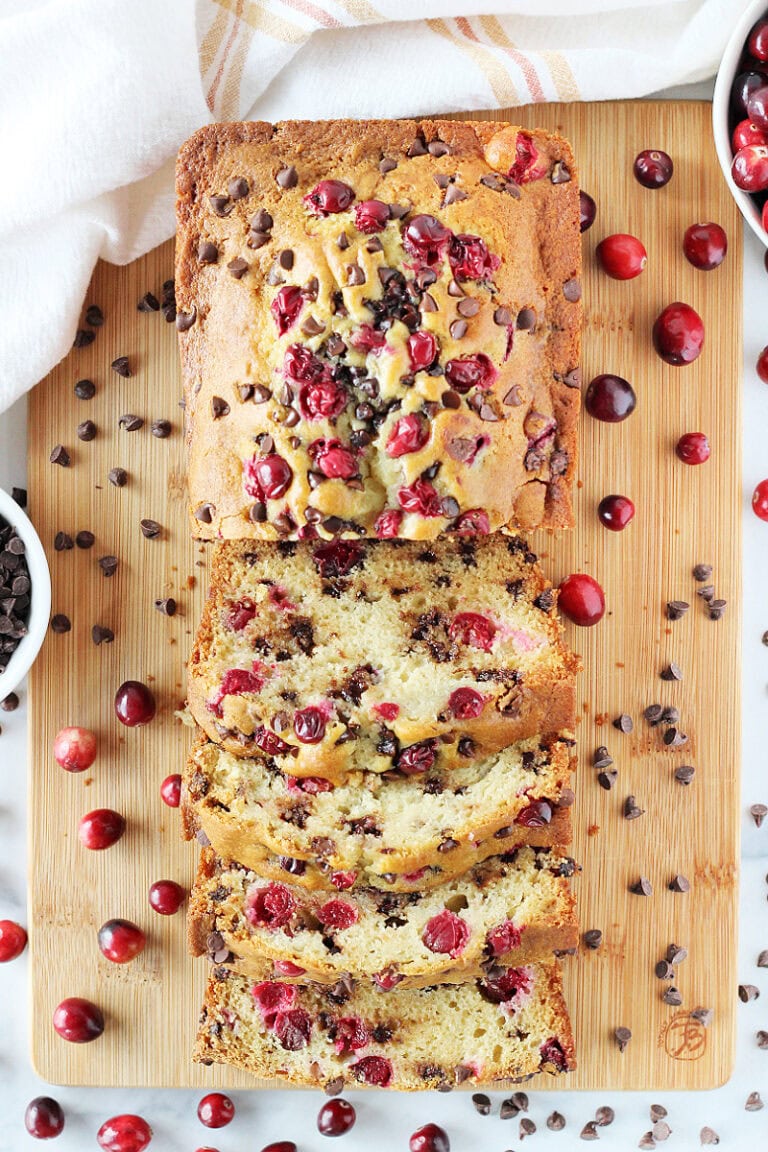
[0,486,51,700]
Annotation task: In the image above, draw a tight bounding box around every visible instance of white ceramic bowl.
[713,0,768,247]
[0,487,51,701]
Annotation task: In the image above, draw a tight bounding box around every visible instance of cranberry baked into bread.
[176,119,581,541]
[188,535,579,777]
[194,963,575,1088]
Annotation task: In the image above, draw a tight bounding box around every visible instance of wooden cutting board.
[27,101,741,1090]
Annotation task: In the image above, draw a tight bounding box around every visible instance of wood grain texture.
[27,101,741,1089]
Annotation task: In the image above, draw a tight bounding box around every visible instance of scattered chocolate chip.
[512,1093,529,1111]
[379,156,397,174]
[758,950,768,967]
[614,713,633,733]
[661,661,683,681]
[667,599,690,620]
[111,356,131,378]
[457,298,480,318]
[276,249,294,271]
[662,985,683,1006]
[708,599,727,620]
[655,960,674,980]
[74,378,96,400]
[228,176,249,201]
[624,795,645,820]
[669,874,690,892]
[629,877,652,896]
[638,1133,656,1150]
[276,165,298,189]
[195,503,215,524]
[76,419,97,442]
[54,532,74,552]
[49,445,70,467]
[690,1006,713,1027]
[75,531,95,550]
[472,1093,491,1115]
[346,264,365,286]
[197,240,218,264]
[139,519,162,539]
[503,385,523,406]
[443,184,467,206]
[557,786,576,808]
[593,746,613,768]
[151,419,171,439]
[73,328,95,349]
[137,292,160,313]
[176,308,196,332]
[562,278,581,302]
[663,727,688,747]
[597,769,618,790]
[674,765,695,784]
[739,984,760,1002]
[91,624,114,646]
[301,316,325,337]
[650,1105,667,1123]
[751,803,768,827]
[667,943,687,965]
[661,705,679,724]
[644,703,663,725]
[154,597,177,616]
[500,1098,519,1120]
[211,396,230,420]
[653,1120,672,1141]
[98,555,118,578]
[583,929,603,950]
[0,691,19,712]
[108,467,128,488]
[746,1091,764,1111]
[50,614,71,634]
[614,1026,632,1052]
[118,414,144,431]
[696,584,715,602]
[693,563,713,581]
[580,1121,599,1140]
[762,631,768,647]
[249,231,271,250]
[519,1118,536,1139]
[758,1030,768,1049]
[547,1111,566,1131]
[700,1127,719,1145]
[227,257,249,279]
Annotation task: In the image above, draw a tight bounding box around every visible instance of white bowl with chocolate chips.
[0,486,51,701]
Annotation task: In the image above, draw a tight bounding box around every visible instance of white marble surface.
[4,90,768,1151]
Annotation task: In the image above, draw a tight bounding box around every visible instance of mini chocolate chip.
[176,308,196,332]
[751,803,768,827]
[669,874,690,892]
[593,746,613,768]
[154,597,177,616]
[562,278,581,302]
[54,532,74,552]
[443,184,467,205]
[119,414,144,431]
[49,445,70,467]
[667,599,690,620]
[111,356,131,378]
[597,769,617,790]
[407,136,428,157]
[758,950,768,968]
[614,1026,632,1052]
[746,1092,764,1111]
[84,304,104,327]
[655,960,674,980]
[73,329,95,348]
[457,297,480,318]
[693,563,713,581]
[653,1120,672,1141]
[472,1092,491,1115]
[758,1031,768,1049]
[197,240,218,264]
[564,367,582,388]
[492,307,512,327]
[75,531,95,550]
[209,194,233,217]
[0,691,19,711]
[581,1121,599,1140]
[708,598,727,620]
[697,584,715,602]
[666,943,687,965]
[500,1097,519,1119]
[427,139,449,157]
[250,502,267,523]
[663,985,683,1006]
[663,727,688,747]
[91,624,114,645]
[211,396,230,420]
[421,293,438,313]
[624,794,645,820]
[194,503,215,524]
[108,467,128,487]
[137,292,160,313]
[248,231,271,250]
[379,156,397,174]
[50,614,71,633]
[227,257,249,278]
[583,929,602,950]
[650,1105,668,1123]
[519,1118,536,1138]
[228,176,249,200]
[346,264,365,286]
[547,1111,566,1131]
[613,713,633,732]
[629,876,652,896]
[691,1006,713,1027]
[674,764,695,784]
[441,390,461,409]
[76,420,97,442]
[739,983,760,1002]
[661,661,683,681]
[151,419,171,439]
[301,316,325,337]
[74,379,96,400]
[447,279,464,298]
[279,249,294,270]
[140,518,162,539]
[503,385,523,407]
[276,165,298,189]
[516,307,536,330]
[661,705,679,723]
[700,1126,720,1146]
[98,555,118,577]
[252,385,272,404]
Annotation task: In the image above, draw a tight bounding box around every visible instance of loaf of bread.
[188,535,579,777]
[189,846,578,988]
[194,962,575,1088]
[175,119,580,542]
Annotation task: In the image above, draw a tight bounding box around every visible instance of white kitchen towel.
[0,0,744,412]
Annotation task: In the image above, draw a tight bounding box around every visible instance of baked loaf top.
[189,535,579,777]
[195,962,575,1089]
[176,119,581,541]
[190,846,578,988]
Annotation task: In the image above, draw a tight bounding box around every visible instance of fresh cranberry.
[479,965,533,1005]
[254,727,293,756]
[386,414,429,457]
[373,701,399,721]
[397,739,437,775]
[114,680,156,727]
[210,667,264,716]
[732,145,768,192]
[317,899,358,930]
[558,573,606,626]
[732,118,768,150]
[313,540,363,578]
[293,706,326,744]
[160,773,182,807]
[422,910,469,957]
[349,325,387,354]
[676,432,710,465]
[750,18,768,60]
[596,234,647,280]
[752,478,768,521]
[309,438,357,480]
[78,808,125,850]
[443,354,496,393]
[683,222,727,271]
[486,919,523,956]
[352,1055,392,1087]
[270,285,304,335]
[509,131,548,183]
[579,190,596,233]
[449,234,500,282]
[516,800,552,827]
[261,1145,297,1152]
[373,509,403,537]
[246,453,293,499]
[300,377,348,421]
[452,509,490,534]
[304,180,355,216]
[96,1115,152,1152]
[407,330,438,372]
[633,149,673,189]
[652,302,704,366]
[403,214,452,265]
[285,775,333,795]
[354,200,389,232]
[731,70,768,119]
[246,883,297,930]
[597,494,635,531]
[284,343,325,382]
[226,598,257,632]
[25,1096,65,1139]
[449,612,497,652]
[757,346,768,383]
[252,981,298,1022]
[749,84,768,129]
[318,1098,356,1137]
[148,880,185,916]
[410,1123,450,1152]
[373,966,403,990]
[274,960,305,977]
[197,1093,234,1129]
[330,870,357,890]
[53,997,104,1043]
[0,919,27,961]
[98,919,146,964]
[274,1007,313,1050]
[584,373,636,423]
[540,1036,569,1071]
[448,687,485,719]
[397,479,442,518]
[53,726,96,772]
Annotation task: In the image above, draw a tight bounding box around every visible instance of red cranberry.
[300,377,348,420]
[676,432,710,465]
[749,84,768,129]
[373,509,403,538]
[274,959,305,976]
[318,1098,356,1137]
[449,611,496,651]
[403,214,452,264]
[148,880,185,916]
[349,325,387,354]
[731,145,768,192]
[304,180,355,216]
[397,479,442,518]
[757,346,768,383]
[78,808,125,851]
[254,727,293,756]
[293,706,327,744]
[540,1036,568,1071]
[273,1007,313,1050]
[479,965,533,1005]
[98,919,146,964]
[270,285,304,335]
[597,494,635,531]
[198,1093,234,1129]
[752,478,768,521]
[246,882,297,930]
[397,739,437,775]
[25,1096,65,1139]
[352,1055,392,1086]
[579,190,596,233]
[732,70,768,118]
[387,414,429,457]
[410,1123,450,1152]
[96,1115,152,1152]
[285,775,333,795]
[596,234,647,280]
[284,342,325,383]
[160,773,182,807]
[312,540,363,578]
[317,899,358,930]
[452,509,490,534]
[407,330,438,372]
[486,919,522,956]
[422,910,469,957]
[516,799,552,827]
[448,687,485,719]
[0,919,27,961]
[252,981,298,1022]
[732,118,768,150]
[332,1016,368,1055]
[330,870,357,890]
[448,234,500,282]
[652,302,704,366]
[584,373,636,423]
[226,599,257,631]
[211,667,264,716]
[261,1145,297,1152]
[750,18,768,60]
[633,149,673,189]
[373,966,403,990]
[114,680,156,727]
[443,354,496,393]
[558,573,606,626]
[309,438,357,480]
[373,701,399,721]
[53,997,104,1043]
[683,222,727,271]
[53,726,97,772]
[354,200,389,232]
[509,131,548,183]
[248,453,293,499]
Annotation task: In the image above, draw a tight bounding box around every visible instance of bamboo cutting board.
[27,101,741,1090]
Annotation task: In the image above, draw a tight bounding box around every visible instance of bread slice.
[194,962,575,1089]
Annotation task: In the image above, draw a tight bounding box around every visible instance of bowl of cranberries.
[714,1,768,244]
[0,485,51,701]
